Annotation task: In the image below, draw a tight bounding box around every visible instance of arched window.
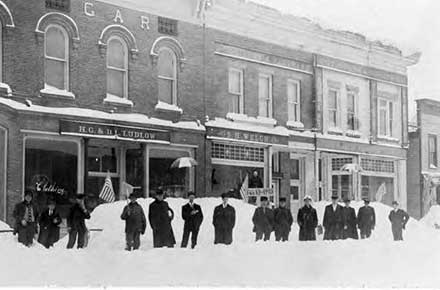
[44,25,69,90]
[106,36,128,99]
[157,47,177,104]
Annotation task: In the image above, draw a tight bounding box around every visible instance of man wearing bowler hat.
[274,197,293,242]
[67,193,91,249]
[357,198,376,239]
[323,195,343,240]
[252,196,274,241]
[213,193,236,245]
[297,195,318,241]
[181,191,203,249]
[341,198,358,239]
[121,193,146,251]
[388,201,409,241]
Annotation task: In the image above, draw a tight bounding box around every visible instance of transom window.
[347,90,358,130]
[212,143,264,162]
[45,25,69,90]
[45,0,70,12]
[378,98,394,137]
[328,89,339,128]
[158,47,177,105]
[106,36,128,99]
[158,17,178,36]
[361,158,395,173]
[228,68,244,114]
[287,79,301,122]
[258,74,272,118]
[331,157,353,171]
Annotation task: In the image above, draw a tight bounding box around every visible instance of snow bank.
[420,205,440,229]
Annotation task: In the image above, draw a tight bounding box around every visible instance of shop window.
[149,148,191,197]
[428,135,438,168]
[126,147,144,195]
[360,158,394,173]
[258,73,272,118]
[378,98,394,137]
[287,79,301,122]
[25,138,78,217]
[45,25,69,90]
[290,159,300,179]
[87,146,117,173]
[228,68,244,114]
[0,22,2,82]
[158,47,177,105]
[46,0,70,12]
[211,164,263,197]
[107,36,128,99]
[158,17,178,36]
[328,89,339,128]
[331,157,353,171]
[361,176,394,205]
[0,127,6,219]
[212,143,264,163]
[332,175,352,200]
[347,90,358,130]
[272,152,280,173]
[290,186,299,200]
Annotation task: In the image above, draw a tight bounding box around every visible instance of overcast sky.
[252,0,440,120]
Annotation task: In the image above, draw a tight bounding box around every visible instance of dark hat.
[392,200,399,205]
[260,196,268,202]
[187,191,196,197]
[155,189,164,196]
[331,195,339,200]
[221,192,228,199]
[363,198,370,203]
[76,193,85,199]
[343,197,351,203]
[128,193,137,199]
[24,190,33,197]
[279,197,287,202]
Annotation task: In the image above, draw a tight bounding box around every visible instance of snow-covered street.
[1,198,440,287]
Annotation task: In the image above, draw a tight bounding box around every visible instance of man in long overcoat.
[149,190,176,248]
[121,193,146,251]
[341,198,358,239]
[274,197,293,241]
[297,195,318,241]
[181,192,203,249]
[13,190,39,247]
[67,193,91,249]
[388,201,410,241]
[323,195,343,240]
[38,199,62,248]
[357,198,376,239]
[252,196,274,241]
[213,193,236,245]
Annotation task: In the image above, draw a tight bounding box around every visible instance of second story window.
[347,90,358,130]
[258,73,272,118]
[328,89,339,128]
[429,135,437,168]
[45,25,69,90]
[378,99,394,137]
[158,47,177,105]
[106,36,128,99]
[287,79,301,122]
[228,68,243,114]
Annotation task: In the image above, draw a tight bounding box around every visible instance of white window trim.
[228,67,244,114]
[44,24,69,91]
[287,79,301,123]
[346,90,359,131]
[106,35,129,99]
[377,97,394,138]
[328,88,340,129]
[258,73,273,118]
[157,46,178,105]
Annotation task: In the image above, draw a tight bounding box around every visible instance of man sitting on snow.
[181,191,203,249]
[252,196,274,242]
[121,193,146,251]
[13,190,39,247]
[388,201,410,241]
[213,193,236,245]
[357,198,376,239]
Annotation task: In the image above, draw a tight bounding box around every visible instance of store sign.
[34,175,67,196]
[247,188,274,197]
[60,120,170,142]
[207,127,288,145]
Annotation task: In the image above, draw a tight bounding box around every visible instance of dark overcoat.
[38,208,61,248]
[182,203,203,230]
[121,201,147,234]
[13,201,39,245]
[341,206,358,239]
[297,205,318,241]
[323,204,343,240]
[148,199,176,247]
[274,207,293,235]
[67,204,90,231]
[213,204,236,245]
[252,207,274,233]
[357,206,376,231]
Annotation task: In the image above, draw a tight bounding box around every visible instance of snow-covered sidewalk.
[0,198,439,287]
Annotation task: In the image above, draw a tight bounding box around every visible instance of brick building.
[0,0,419,224]
[407,99,440,219]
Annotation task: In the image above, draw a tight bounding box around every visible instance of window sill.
[40,86,75,99]
[154,101,183,114]
[226,113,277,126]
[377,135,400,143]
[286,120,304,129]
[346,130,362,138]
[104,94,134,107]
[328,127,344,136]
[0,82,12,97]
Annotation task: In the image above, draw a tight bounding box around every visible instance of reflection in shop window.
[25,138,78,217]
[87,146,117,173]
[361,176,394,205]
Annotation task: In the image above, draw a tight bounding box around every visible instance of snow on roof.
[206,116,290,136]
[0,97,205,131]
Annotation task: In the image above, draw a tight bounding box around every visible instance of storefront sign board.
[207,127,288,145]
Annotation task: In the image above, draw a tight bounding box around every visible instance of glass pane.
[25,139,78,218]
[158,78,173,103]
[87,146,117,173]
[46,26,66,59]
[332,175,338,198]
[228,95,240,113]
[45,59,65,89]
[86,176,120,203]
[347,93,355,112]
[290,186,299,200]
[126,148,144,197]
[288,82,298,103]
[229,70,241,94]
[379,109,387,135]
[107,69,125,97]
[328,90,337,109]
[290,159,299,179]
[0,129,5,217]
[107,38,126,69]
[158,49,175,78]
[258,76,270,117]
[347,113,355,130]
[329,111,337,127]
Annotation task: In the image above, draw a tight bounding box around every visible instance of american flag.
[239,174,248,200]
[99,173,115,203]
